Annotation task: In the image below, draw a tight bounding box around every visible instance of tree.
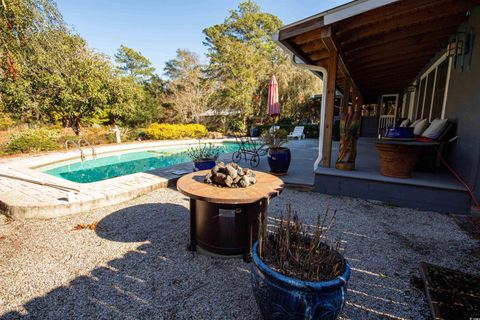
[164,49,213,123]
[114,45,155,83]
[0,0,66,82]
[203,1,322,121]
[203,1,283,118]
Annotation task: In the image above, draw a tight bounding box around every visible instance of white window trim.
[412,53,451,121]
[441,57,453,119]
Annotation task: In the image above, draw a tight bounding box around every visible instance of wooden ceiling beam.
[339,10,469,47]
[279,39,316,65]
[291,30,322,46]
[349,53,438,74]
[345,36,448,62]
[335,0,453,36]
[310,50,330,62]
[299,40,326,54]
[279,16,324,41]
[343,20,460,56]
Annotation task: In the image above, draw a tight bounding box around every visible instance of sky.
[56,0,350,74]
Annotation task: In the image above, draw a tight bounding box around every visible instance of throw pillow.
[410,119,421,127]
[413,118,429,136]
[422,118,448,140]
[400,118,411,127]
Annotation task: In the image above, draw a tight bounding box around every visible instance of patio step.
[314,170,471,214]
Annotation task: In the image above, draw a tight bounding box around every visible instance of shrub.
[227,119,246,133]
[5,128,61,153]
[0,113,15,130]
[205,131,223,139]
[145,123,208,140]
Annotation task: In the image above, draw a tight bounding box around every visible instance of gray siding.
[444,7,480,200]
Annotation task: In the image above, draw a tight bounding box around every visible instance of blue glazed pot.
[251,242,350,320]
[267,147,291,174]
[193,159,216,172]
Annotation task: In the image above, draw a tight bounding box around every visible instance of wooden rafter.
[278,0,479,102]
[279,16,324,41]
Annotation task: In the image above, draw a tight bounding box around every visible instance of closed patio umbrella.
[268,75,280,117]
[267,75,280,132]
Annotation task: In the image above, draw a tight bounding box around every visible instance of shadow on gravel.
[0,202,249,320]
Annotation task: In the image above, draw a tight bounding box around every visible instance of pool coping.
[0,139,236,220]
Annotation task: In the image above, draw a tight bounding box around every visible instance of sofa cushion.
[422,118,448,140]
[400,118,411,127]
[413,118,429,136]
[410,119,421,127]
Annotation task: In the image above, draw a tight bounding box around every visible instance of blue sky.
[56,0,350,74]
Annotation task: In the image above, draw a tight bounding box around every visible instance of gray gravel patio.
[0,187,479,320]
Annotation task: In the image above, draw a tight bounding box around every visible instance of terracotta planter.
[375,143,419,178]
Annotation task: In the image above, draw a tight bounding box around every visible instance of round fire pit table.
[177,170,284,262]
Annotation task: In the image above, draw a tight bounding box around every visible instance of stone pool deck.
[0,139,318,219]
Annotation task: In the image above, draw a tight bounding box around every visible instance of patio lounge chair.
[288,126,305,140]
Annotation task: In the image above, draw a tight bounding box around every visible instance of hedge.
[145,123,208,140]
[254,124,319,139]
[5,128,61,153]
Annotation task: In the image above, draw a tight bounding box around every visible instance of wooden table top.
[376,139,440,147]
[176,170,284,204]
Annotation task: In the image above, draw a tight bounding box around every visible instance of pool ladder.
[65,138,97,161]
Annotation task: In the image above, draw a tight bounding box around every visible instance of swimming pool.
[42,142,241,183]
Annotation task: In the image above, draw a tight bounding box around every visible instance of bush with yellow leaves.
[145,123,208,140]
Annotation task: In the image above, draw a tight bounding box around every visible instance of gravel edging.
[0,188,479,319]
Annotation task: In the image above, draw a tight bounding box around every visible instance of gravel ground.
[0,187,479,320]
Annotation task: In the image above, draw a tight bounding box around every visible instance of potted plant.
[262,128,290,175]
[186,140,222,172]
[251,205,350,320]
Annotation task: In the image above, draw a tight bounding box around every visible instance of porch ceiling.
[278,0,480,102]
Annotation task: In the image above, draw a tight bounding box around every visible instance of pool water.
[43,142,242,183]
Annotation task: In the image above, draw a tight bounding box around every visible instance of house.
[273,0,480,214]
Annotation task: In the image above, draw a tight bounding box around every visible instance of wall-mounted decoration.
[447,29,475,72]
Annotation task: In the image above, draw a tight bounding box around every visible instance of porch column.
[321,49,338,168]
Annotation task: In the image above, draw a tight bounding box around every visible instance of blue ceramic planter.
[267,147,291,174]
[193,159,216,172]
[251,242,350,320]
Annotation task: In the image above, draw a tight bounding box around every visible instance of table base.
[187,198,267,262]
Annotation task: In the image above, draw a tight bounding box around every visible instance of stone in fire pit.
[204,162,257,188]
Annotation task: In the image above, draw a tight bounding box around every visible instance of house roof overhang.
[276,0,480,102]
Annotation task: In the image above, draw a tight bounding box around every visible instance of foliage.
[203,1,322,120]
[164,49,213,123]
[5,127,61,153]
[262,128,287,149]
[258,204,344,282]
[144,123,207,140]
[227,119,246,133]
[0,112,15,130]
[0,0,66,81]
[185,140,222,161]
[114,45,155,83]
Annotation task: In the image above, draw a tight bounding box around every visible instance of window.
[416,78,426,120]
[422,70,436,119]
[411,56,451,121]
[431,59,449,119]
